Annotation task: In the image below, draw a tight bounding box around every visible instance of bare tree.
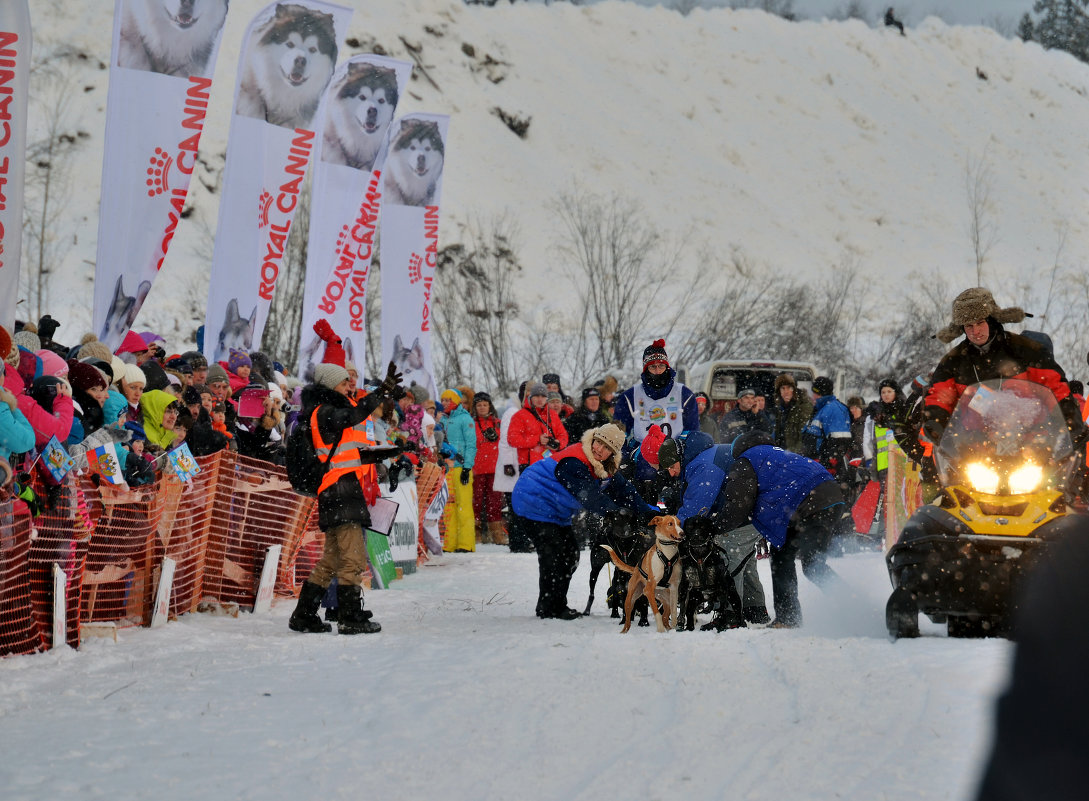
[23,59,82,321]
[551,189,691,381]
[964,145,1000,285]
[829,0,871,23]
[432,215,523,393]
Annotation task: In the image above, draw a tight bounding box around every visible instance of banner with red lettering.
[296,54,411,380]
[0,1,31,330]
[203,0,351,365]
[378,113,449,401]
[92,0,229,350]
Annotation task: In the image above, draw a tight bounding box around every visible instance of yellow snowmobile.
[886,378,1081,638]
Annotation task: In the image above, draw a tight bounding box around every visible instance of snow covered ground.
[0,546,1010,801]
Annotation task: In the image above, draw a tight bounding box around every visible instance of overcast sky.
[792,0,1034,27]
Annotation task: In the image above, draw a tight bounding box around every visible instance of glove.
[459,467,472,485]
[378,361,405,399]
[922,419,944,445]
[756,539,769,559]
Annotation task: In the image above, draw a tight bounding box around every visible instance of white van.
[684,359,819,409]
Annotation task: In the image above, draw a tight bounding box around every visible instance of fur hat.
[935,287,1027,344]
[599,375,619,396]
[642,339,669,369]
[657,438,681,471]
[314,362,350,391]
[774,372,796,391]
[313,318,346,367]
[206,363,230,387]
[12,329,40,353]
[846,396,865,410]
[640,424,666,468]
[812,376,834,397]
[180,350,208,370]
[591,423,626,458]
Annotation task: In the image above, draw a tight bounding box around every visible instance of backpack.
[286,406,345,497]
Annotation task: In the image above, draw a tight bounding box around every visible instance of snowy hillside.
[25,0,1089,354]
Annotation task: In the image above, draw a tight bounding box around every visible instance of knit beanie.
[314,362,350,391]
[206,363,230,386]
[642,339,669,369]
[528,382,548,399]
[116,330,148,355]
[407,383,429,404]
[228,348,251,373]
[640,424,666,468]
[812,376,834,397]
[181,350,208,370]
[78,338,114,365]
[441,388,463,405]
[12,330,40,353]
[0,325,11,360]
[657,438,681,471]
[121,363,147,388]
[67,359,108,393]
[37,349,68,378]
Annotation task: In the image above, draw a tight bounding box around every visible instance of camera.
[483,428,499,443]
[546,437,561,450]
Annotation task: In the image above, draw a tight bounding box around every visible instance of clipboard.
[366,496,399,536]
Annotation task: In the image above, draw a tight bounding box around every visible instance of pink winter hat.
[36,349,69,378]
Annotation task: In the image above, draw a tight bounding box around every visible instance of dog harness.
[639,539,680,587]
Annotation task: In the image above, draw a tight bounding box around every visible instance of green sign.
[366,531,397,589]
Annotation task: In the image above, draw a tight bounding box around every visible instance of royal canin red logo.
[146,148,175,197]
[257,190,273,228]
[408,253,423,284]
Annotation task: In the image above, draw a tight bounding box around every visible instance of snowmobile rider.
[925,288,1087,448]
[511,423,658,620]
[645,429,770,630]
[288,360,405,636]
[661,429,845,629]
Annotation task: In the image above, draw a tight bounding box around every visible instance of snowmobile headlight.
[1008,463,1044,494]
[965,462,1000,495]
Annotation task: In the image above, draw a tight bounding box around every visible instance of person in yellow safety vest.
[862,380,910,529]
[289,360,404,636]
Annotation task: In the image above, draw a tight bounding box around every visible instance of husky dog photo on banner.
[383,117,446,208]
[117,0,229,78]
[235,2,339,130]
[321,60,402,172]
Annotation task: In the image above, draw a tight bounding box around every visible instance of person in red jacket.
[471,392,506,544]
[507,382,568,470]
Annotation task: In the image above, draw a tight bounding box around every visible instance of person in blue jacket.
[665,429,845,628]
[649,429,769,630]
[512,423,657,620]
[801,376,852,470]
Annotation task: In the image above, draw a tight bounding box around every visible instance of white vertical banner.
[379,113,449,402]
[253,544,282,614]
[92,0,229,350]
[52,563,67,649]
[0,1,31,331]
[203,1,352,364]
[150,557,177,628]
[296,55,411,380]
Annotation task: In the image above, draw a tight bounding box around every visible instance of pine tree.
[1022,0,1089,63]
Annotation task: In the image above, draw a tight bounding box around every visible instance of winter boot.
[700,606,746,632]
[743,606,771,625]
[336,584,381,635]
[288,581,332,633]
[488,521,509,546]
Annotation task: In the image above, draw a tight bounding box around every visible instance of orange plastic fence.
[0,450,353,656]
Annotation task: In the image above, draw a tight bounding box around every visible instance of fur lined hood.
[580,427,620,478]
[936,287,1028,344]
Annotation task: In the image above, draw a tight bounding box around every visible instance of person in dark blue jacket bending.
[512,423,657,620]
[671,429,845,628]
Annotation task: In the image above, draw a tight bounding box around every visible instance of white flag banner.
[0,1,31,330]
[379,113,449,401]
[296,54,411,380]
[203,0,351,364]
[92,0,229,350]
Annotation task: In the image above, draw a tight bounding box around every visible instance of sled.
[852,481,881,534]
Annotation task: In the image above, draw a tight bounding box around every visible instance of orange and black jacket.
[924,322,1084,437]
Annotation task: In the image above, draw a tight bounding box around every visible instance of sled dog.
[214,299,257,364]
[383,118,445,207]
[601,516,685,634]
[99,276,152,346]
[235,3,338,130]
[322,62,400,172]
[117,0,229,78]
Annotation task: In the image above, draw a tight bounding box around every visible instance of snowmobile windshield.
[935,379,1075,496]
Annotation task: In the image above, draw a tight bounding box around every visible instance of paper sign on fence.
[366,496,399,537]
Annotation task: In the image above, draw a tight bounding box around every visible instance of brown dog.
[601,515,684,633]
